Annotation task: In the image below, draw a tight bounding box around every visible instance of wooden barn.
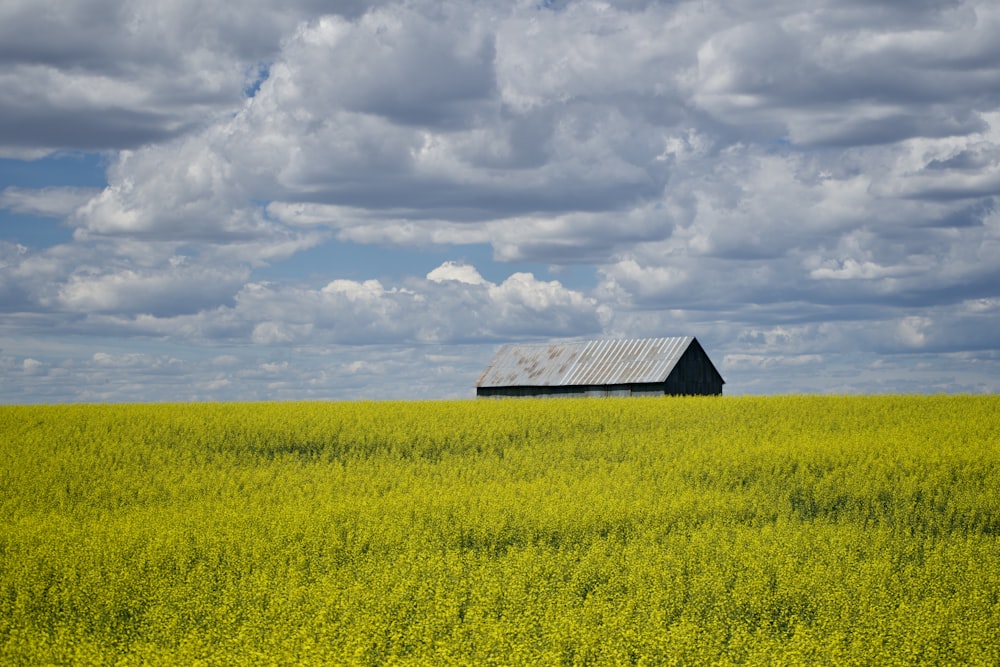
[476,337,725,398]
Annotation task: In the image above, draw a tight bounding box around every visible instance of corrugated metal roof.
[476,337,697,388]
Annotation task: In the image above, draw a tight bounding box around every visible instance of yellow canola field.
[1,395,999,665]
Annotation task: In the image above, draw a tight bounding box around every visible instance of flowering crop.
[1,396,998,665]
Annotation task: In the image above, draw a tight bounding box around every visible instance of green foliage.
[1,396,999,665]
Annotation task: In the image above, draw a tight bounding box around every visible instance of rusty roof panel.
[476,337,696,387]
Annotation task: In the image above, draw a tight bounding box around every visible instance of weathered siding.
[475,380,721,398]
[477,382,669,398]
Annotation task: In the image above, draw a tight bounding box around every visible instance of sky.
[2,0,999,403]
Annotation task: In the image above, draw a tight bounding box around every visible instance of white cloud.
[57,0,1000,290]
[57,262,249,315]
[49,261,603,348]
[259,361,288,373]
[21,357,45,374]
[0,186,101,218]
[251,322,296,345]
[808,259,907,281]
[0,0,341,154]
[722,353,824,370]
[4,0,1000,401]
[689,1,1000,146]
[427,261,488,286]
[896,316,932,349]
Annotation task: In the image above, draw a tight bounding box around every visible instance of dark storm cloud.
[692,2,1000,146]
[0,107,184,152]
[0,0,391,155]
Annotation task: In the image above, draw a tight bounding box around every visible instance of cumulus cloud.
[0,0,363,156]
[4,0,1000,400]
[62,0,1000,276]
[690,1,1000,146]
[66,2,691,244]
[56,262,250,316]
[0,186,101,218]
[91,261,604,346]
[427,261,488,285]
[0,237,291,327]
[21,357,45,375]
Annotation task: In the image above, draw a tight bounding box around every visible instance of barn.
[476,337,725,398]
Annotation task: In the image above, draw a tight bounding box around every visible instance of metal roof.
[476,337,699,388]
